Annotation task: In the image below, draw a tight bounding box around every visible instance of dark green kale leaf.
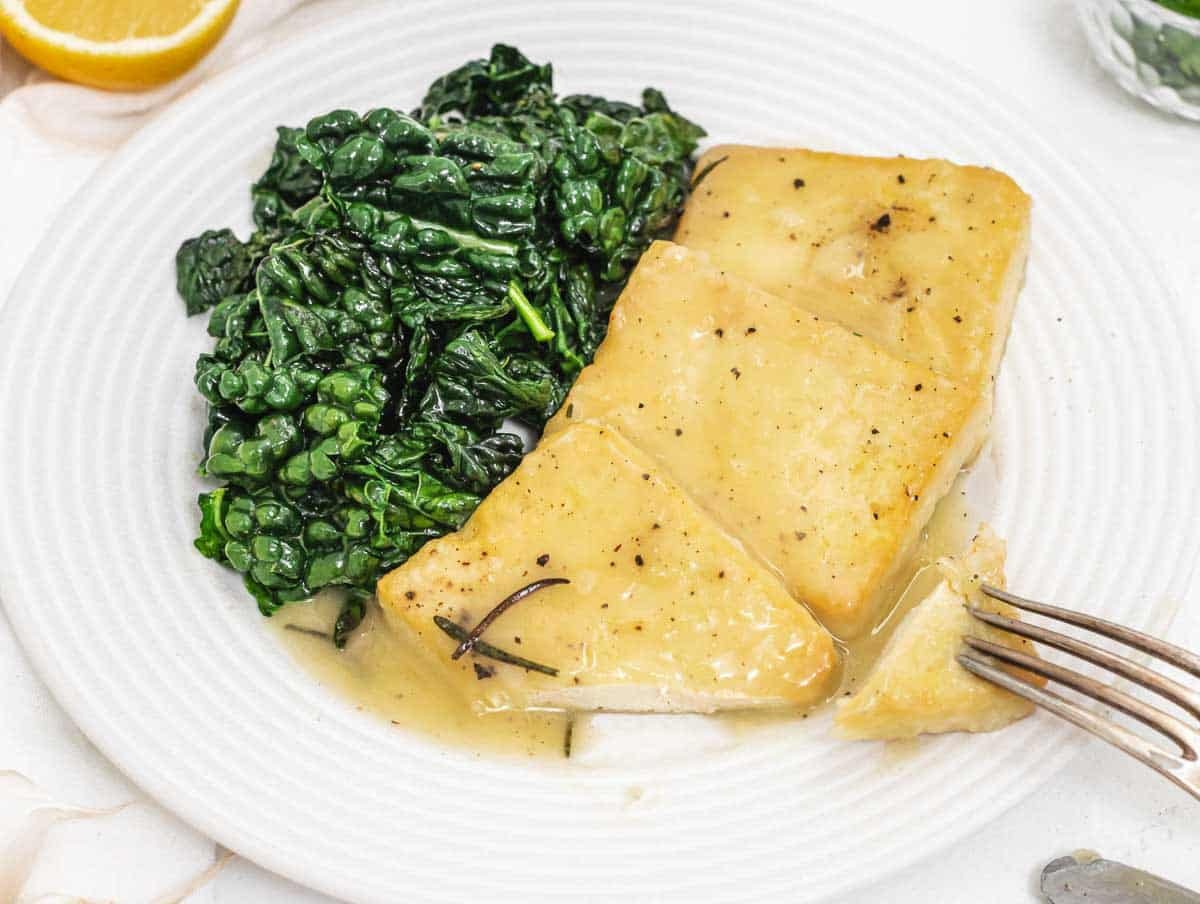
[417,44,554,122]
[176,44,705,626]
[418,330,559,425]
[252,126,325,232]
[176,229,256,316]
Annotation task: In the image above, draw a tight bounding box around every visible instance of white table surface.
[2,0,1198,900]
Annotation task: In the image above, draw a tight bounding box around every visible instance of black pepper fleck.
[793,177,805,188]
[870,213,891,232]
[635,554,645,567]
[536,553,550,567]
[473,663,495,680]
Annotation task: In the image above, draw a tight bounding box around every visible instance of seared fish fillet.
[377,422,838,713]
[545,242,989,639]
[835,526,1038,739]
[675,146,1031,389]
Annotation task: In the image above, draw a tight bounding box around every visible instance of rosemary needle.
[450,578,570,660]
[433,616,559,677]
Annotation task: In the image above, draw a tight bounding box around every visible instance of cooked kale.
[177,45,704,619]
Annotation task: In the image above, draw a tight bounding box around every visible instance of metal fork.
[957,585,1200,801]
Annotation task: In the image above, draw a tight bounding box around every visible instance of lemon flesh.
[0,0,239,90]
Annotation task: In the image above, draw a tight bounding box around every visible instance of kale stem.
[451,577,569,658]
[408,217,518,256]
[353,202,518,255]
[433,616,559,676]
[507,280,556,343]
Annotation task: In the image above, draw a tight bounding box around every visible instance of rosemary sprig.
[433,616,559,677]
[449,578,570,660]
[690,153,729,189]
[283,624,330,640]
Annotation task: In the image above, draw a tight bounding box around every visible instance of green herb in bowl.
[1078,0,1200,118]
[1130,11,1200,89]
[1154,0,1200,16]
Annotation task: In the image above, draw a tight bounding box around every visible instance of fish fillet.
[835,526,1038,739]
[545,242,990,639]
[377,421,839,713]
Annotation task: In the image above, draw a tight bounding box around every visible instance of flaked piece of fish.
[835,525,1040,740]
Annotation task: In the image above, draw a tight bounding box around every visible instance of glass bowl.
[1076,0,1200,120]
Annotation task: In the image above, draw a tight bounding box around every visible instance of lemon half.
[0,0,240,91]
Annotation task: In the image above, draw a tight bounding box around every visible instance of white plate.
[1,2,1197,901]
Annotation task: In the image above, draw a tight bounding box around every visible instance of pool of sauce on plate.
[838,472,977,692]
[273,471,979,758]
[271,593,569,759]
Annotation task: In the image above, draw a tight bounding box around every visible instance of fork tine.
[962,636,1200,759]
[968,606,1200,721]
[981,584,1200,679]
[957,650,1198,800]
